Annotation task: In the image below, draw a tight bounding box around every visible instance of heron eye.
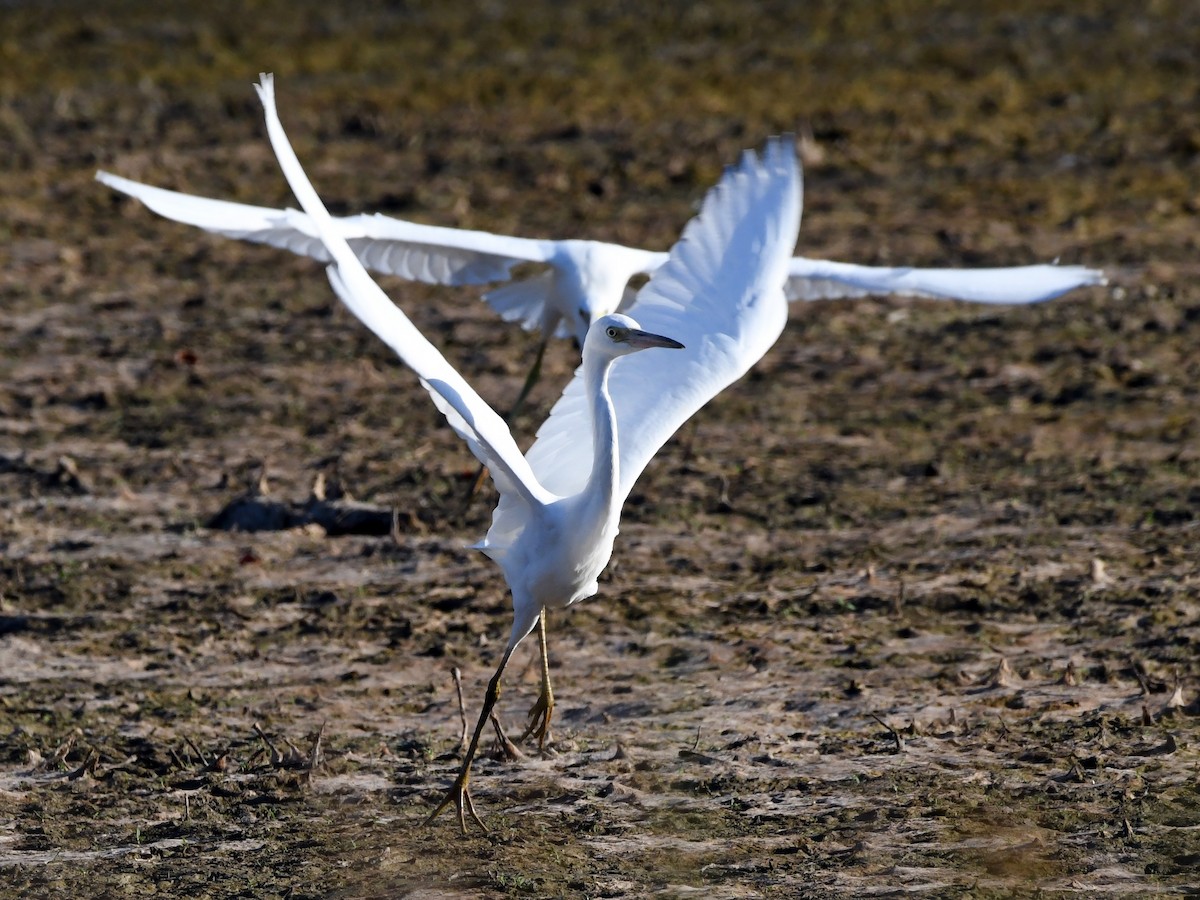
[606,326,619,339]
[578,307,588,322]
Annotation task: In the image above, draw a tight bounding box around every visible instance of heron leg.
[460,338,548,509]
[424,644,517,833]
[504,336,548,423]
[519,607,555,751]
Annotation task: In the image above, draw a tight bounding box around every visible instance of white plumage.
[95,171,1104,350]
[251,73,800,830]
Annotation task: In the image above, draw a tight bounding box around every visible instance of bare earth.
[1,2,1198,897]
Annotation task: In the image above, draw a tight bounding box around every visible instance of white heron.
[95,166,1104,420]
[251,73,800,830]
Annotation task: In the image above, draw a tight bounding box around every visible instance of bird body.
[249,72,800,828]
[477,315,687,645]
[520,239,664,343]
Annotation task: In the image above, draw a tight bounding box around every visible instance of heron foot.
[519,684,554,751]
[423,768,487,834]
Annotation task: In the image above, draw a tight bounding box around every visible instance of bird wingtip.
[254,72,275,106]
[1054,260,1108,287]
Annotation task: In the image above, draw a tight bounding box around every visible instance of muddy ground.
[2,2,1199,897]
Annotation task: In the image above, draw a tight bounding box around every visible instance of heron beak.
[627,329,685,350]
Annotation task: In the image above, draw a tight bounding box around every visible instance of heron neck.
[582,350,619,516]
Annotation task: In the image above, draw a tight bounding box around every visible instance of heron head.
[588,313,684,358]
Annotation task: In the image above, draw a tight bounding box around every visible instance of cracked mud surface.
[2,2,1198,897]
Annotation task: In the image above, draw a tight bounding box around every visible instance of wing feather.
[482,272,558,334]
[785,258,1105,304]
[522,138,802,504]
[254,74,552,517]
[95,171,553,286]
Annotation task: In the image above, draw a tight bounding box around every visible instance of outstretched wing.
[95,171,555,288]
[523,137,802,504]
[253,74,552,515]
[784,257,1105,304]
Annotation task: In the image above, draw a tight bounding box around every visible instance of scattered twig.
[183,735,210,769]
[986,657,1017,688]
[870,713,905,753]
[1060,660,1080,686]
[252,722,319,771]
[1165,681,1186,712]
[1130,657,1168,695]
[306,722,326,783]
[65,748,99,781]
[253,722,285,767]
[1065,756,1086,782]
[489,713,523,760]
[282,734,306,760]
[50,730,82,768]
[1132,664,1152,696]
[254,460,270,496]
[51,455,91,494]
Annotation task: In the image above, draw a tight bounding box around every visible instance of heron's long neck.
[582,351,619,517]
